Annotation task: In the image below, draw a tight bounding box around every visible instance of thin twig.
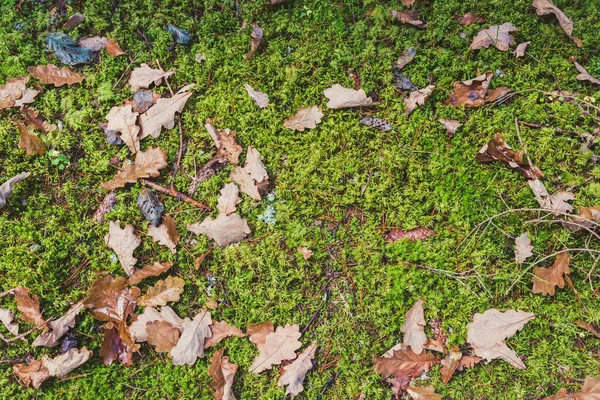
[141,180,210,211]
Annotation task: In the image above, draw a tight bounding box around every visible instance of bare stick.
[141,179,210,211]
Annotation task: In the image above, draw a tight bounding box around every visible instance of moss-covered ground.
[2,0,600,398]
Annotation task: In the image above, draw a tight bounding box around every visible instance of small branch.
[141,179,210,211]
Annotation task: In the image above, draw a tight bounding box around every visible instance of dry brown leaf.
[100,324,137,366]
[373,347,440,390]
[533,0,579,46]
[407,385,442,400]
[0,77,37,109]
[127,261,174,286]
[105,105,140,153]
[389,9,427,28]
[84,275,141,325]
[148,215,179,254]
[0,172,30,209]
[470,23,518,51]
[457,13,485,26]
[128,63,174,91]
[42,347,92,379]
[139,85,194,140]
[246,24,264,60]
[13,286,46,328]
[21,106,47,133]
[13,360,50,389]
[230,146,269,200]
[283,106,324,131]
[138,276,185,307]
[466,308,535,369]
[128,306,184,342]
[278,343,317,397]
[574,62,600,85]
[92,191,117,223]
[405,85,435,114]
[574,321,600,339]
[16,121,46,156]
[423,338,445,353]
[205,320,246,348]
[170,309,212,365]
[188,213,251,247]
[147,320,180,352]
[395,47,416,70]
[28,64,84,87]
[297,247,313,260]
[385,227,435,242]
[249,323,302,373]
[205,119,243,164]
[32,301,84,347]
[0,308,18,335]
[567,205,600,231]
[476,133,544,180]
[440,348,462,384]
[543,376,600,400]
[457,354,482,371]
[438,119,461,136]
[101,147,168,190]
[513,41,530,58]
[532,252,570,296]
[401,299,427,354]
[448,72,493,107]
[401,0,415,6]
[528,179,574,215]
[324,84,373,109]
[106,38,126,56]
[209,349,238,400]
[104,221,141,276]
[244,84,269,108]
[514,233,534,264]
[78,36,107,51]
[216,183,241,216]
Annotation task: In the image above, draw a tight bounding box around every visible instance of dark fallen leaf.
[246,24,264,60]
[395,47,416,69]
[100,324,135,366]
[386,227,435,243]
[100,122,124,145]
[45,33,97,65]
[476,133,544,180]
[456,13,485,26]
[360,116,393,132]
[63,13,84,30]
[92,190,118,224]
[60,332,78,354]
[137,188,164,227]
[132,89,159,113]
[167,24,191,44]
[393,71,418,91]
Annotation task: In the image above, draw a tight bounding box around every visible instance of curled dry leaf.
[188,213,251,247]
[532,252,570,296]
[205,119,243,164]
[401,299,427,354]
[514,233,534,264]
[278,343,317,398]
[0,172,30,209]
[466,308,535,369]
[528,179,574,215]
[32,301,84,347]
[246,24,263,60]
[104,221,141,276]
[170,310,213,365]
[476,133,544,180]
[0,76,38,109]
[14,286,46,328]
[138,276,185,307]
[360,116,393,132]
[28,64,84,87]
[324,84,373,109]
[13,360,49,389]
[385,227,435,243]
[457,13,485,26]
[283,106,324,131]
[127,261,174,286]
[128,306,184,342]
[105,105,140,153]
[405,85,435,114]
[146,320,180,353]
[92,191,117,223]
[128,63,174,92]
[406,385,442,400]
[448,72,493,108]
[16,121,46,156]
[139,85,194,140]
[389,9,427,29]
[567,205,600,232]
[77,36,107,52]
[217,183,241,216]
[470,23,518,51]
[137,188,164,227]
[0,308,18,335]
[100,324,137,366]
[42,347,92,379]
[209,349,238,400]
[395,47,416,69]
[574,321,600,339]
[374,347,440,391]
[543,376,600,400]
[532,0,580,46]
[438,119,461,136]
[230,146,269,200]
[243,84,269,108]
[574,62,600,85]
[205,320,246,348]
[83,275,141,326]
[101,147,168,191]
[106,38,126,56]
[297,246,313,260]
[148,215,179,254]
[249,323,302,373]
[513,41,530,58]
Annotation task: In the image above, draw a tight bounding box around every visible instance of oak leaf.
[42,347,92,378]
[0,172,30,209]
[28,64,84,87]
[0,308,18,335]
[514,233,534,264]
[283,106,324,131]
[138,276,185,307]
[101,147,168,190]
[128,306,184,342]
[205,119,243,164]
[230,146,269,200]
[77,36,107,52]
[246,24,263,60]
[406,385,442,400]
[244,84,269,108]
[396,47,416,69]
[127,261,174,286]
[209,349,238,400]
[401,299,427,354]
[528,179,574,215]
[148,215,179,254]
[324,84,373,109]
[188,213,251,247]
[100,325,137,366]
[128,63,174,92]
[457,13,485,26]
[567,205,600,231]
[405,85,435,114]
[470,23,518,51]
[297,247,313,260]
[438,119,461,136]
[574,62,600,85]
[440,348,462,384]
[448,72,493,108]
[205,320,246,348]
[139,85,194,140]
[105,105,140,153]
[532,252,570,296]
[513,41,530,58]
[249,323,302,373]
[106,39,126,56]
[476,133,544,180]
[16,121,46,155]
[216,183,241,216]
[533,0,580,46]
[278,343,317,397]
[147,320,180,352]
[389,9,427,28]
[104,221,141,276]
[12,360,50,389]
[32,301,84,347]
[543,376,600,400]
[13,286,46,328]
[373,347,440,386]
[0,77,37,109]
[170,310,212,365]
[83,275,141,325]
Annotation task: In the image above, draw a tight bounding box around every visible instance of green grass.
[1,0,600,398]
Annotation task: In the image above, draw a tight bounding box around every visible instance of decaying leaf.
[249,323,302,373]
[104,221,141,276]
[28,64,84,87]
[170,310,213,365]
[533,0,580,46]
[138,276,185,307]
[128,89,161,113]
[167,24,192,45]
[283,106,324,131]
[205,119,243,164]
[457,13,485,26]
[100,324,136,366]
[13,360,50,389]
[438,119,461,136]
[205,320,246,348]
[21,106,47,133]
[128,63,174,92]
[543,376,600,400]
[528,179,574,215]
[567,205,600,232]
[394,71,418,91]
[466,308,535,369]
[92,191,117,223]
[106,39,126,56]
[0,308,18,335]
[476,134,544,180]
[41,347,92,378]
[137,188,164,227]
[14,286,46,328]
[448,72,493,107]
[77,36,108,52]
[148,215,179,254]
[386,227,435,242]
[395,47,416,69]
[440,348,462,384]
[574,321,600,339]
[32,301,84,347]
[513,41,530,58]
[105,105,140,153]
[16,121,46,156]
[84,275,141,326]
[139,85,194,140]
[216,183,241,216]
[246,24,264,60]
[244,84,269,108]
[389,9,427,29]
[0,172,30,209]
[401,299,427,354]
[574,62,600,85]
[374,347,440,390]
[209,349,238,400]
[188,213,251,247]
[324,84,373,109]
[297,247,313,260]
[128,306,184,342]
[278,343,317,397]
[405,85,435,114]
[230,146,269,201]
[46,33,97,65]
[0,77,37,109]
[514,233,534,264]
[101,147,168,190]
[360,116,393,132]
[470,23,518,51]
[406,385,442,400]
[147,320,180,352]
[532,252,570,296]
[63,13,84,29]
[127,261,174,286]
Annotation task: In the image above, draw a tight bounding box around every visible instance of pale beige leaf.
[0,172,30,209]
[127,261,174,285]
[230,167,261,200]
[0,77,35,109]
[543,376,600,400]
[16,120,46,155]
[101,147,168,190]
[230,146,269,201]
[470,23,518,51]
[217,183,241,216]
[0,308,18,335]
[244,84,269,108]
[389,9,427,28]
[513,41,530,58]
[106,39,126,56]
[78,36,107,51]
[283,106,324,131]
[105,105,140,153]
[407,385,442,400]
[324,84,373,109]
[297,247,313,260]
[12,360,50,389]
[32,301,84,347]
[28,64,84,87]
[533,0,574,38]
[139,85,194,140]
[138,276,185,307]
[104,221,141,276]
[250,323,302,373]
[401,0,415,6]
[205,320,246,348]
[188,213,251,247]
[128,63,174,92]
[401,299,427,354]
[146,320,180,352]
[278,343,317,397]
[514,233,534,264]
[14,286,46,328]
[41,347,92,378]
[204,119,243,164]
[532,252,570,296]
[147,215,179,254]
[170,310,212,365]
[438,119,461,136]
[209,349,238,400]
[13,88,39,108]
[574,62,600,85]
[244,147,268,184]
[528,179,574,215]
[129,306,184,342]
[405,85,435,114]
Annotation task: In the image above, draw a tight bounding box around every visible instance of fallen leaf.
[405,85,435,114]
[574,62,600,85]
[283,106,324,131]
[77,36,108,52]
[360,116,393,132]
[466,308,535,369]
[138,276,185,307]
[128,89,160,113]
[324,84,373,109]
[470,23,518,51]
[105,105,140,153]
[278,343,317,397]
[401,299,427,354]
[440,348,462,384]
[205,119,243,164]
[0,172,30,209]
[42,347,92,378]
[32,301,84,347]
[106,38,126,56]
[485,87,511,103]
[230,146,269,200]
[209,349,238,400]
[528,179,574,215]
[148,215,179,254]
[84,275,141,326]
[205,320,246,348]
[374,347,440,389]
[0,308,18,335]
[101,147,168,191]
[394,71,418,91]
[188,213,251,247]
[139,85,194,140]
[297,247,313,260]
[476,133,544,180]
[128,63,175,92]
[46,33,97,65]
[137,188,164,227]
[13,360,50,389]
[389,9,427,29]
[171,310,212,365]
[147,320,180,352]
[457,13,485,26]
[128,306,184,342]
[533,0,579,46]
[395,47,416,69]
[100,324,136,366]
[21,106,47,133]
[385,227,435,242]
[246,24,264,59]
[63,13,84,29]
[104,221,141,276]
[513,41,530,57]
[438,119,461,136]
[457,354,482,371]
[401,0,415,6]
[407,385,442,400]
[249,323,302,373]
[168,24,192,45]
[514,233,534,264]
[244,84,269,108]
[423,338,445,353]
[14,286,46,328]
[574,321,600,339]
[0,77,36,109]
[448,72,493,107]
[217,183,241,216]
[127,261,174,286]
[543,376,600,400]
[16,121,46,155]
[532,252,570,296]
[92,191,117,223]
[567,205,600,231]
[28,64,84,87]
